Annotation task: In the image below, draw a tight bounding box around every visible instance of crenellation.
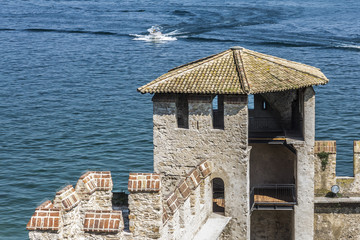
[53,185,81,211]
[27,171,127,240]
[314,140,337,154]
[314,140,360,196]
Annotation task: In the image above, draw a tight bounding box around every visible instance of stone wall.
[250,144,295,187]
[127,160,213,240]
[314,140,360,196]
[250,210,293,240]
[27,162,216,240]
[27,171,128,240]
[313,141,360,239]
[314,141,337,194]
[261,90,298,130]
[291,87,315,240]
[315,202,360,240]
[153,93,250,239]
[128,173,163,239]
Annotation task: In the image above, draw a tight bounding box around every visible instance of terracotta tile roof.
[26,200,61,231]
[79,171,113,194]
[138,47,329,95]
[128,173,161,192]
[55,185,80,211]
[84,210,123,233]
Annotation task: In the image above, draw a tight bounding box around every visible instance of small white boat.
[131,26,177,42]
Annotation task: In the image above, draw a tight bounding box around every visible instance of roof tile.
[138,47,328,95]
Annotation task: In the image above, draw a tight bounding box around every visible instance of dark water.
[0,0,359,238]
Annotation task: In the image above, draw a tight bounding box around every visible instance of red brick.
[166,192,180,213]
[54,218,59,228]
[314,141,336,154]
[84,210,123,233]
[128,173,161,192]
[104,219,109,229]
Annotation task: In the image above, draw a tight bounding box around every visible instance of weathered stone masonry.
[153,94,250,239]
[27,171,126,240]
[127,160,213,240]
[27,160,213,240]
[314,140,360,240]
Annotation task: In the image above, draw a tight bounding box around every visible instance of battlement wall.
[127,160,213,240]
[26,160,214,240]
[26,171,129,240]
[314,140,360,196]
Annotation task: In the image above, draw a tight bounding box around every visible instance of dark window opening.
[212,178,225,214]
[176,95,188,129]
[212,95,224,129]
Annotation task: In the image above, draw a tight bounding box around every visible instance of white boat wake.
[131,26,177,42]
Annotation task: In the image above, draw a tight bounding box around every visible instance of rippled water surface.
[1,0,359,238]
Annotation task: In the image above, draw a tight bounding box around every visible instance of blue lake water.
[0,0,359,238]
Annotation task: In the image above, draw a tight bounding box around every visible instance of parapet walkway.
[193,213,231,240]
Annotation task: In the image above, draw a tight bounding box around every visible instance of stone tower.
[138,46,328,239]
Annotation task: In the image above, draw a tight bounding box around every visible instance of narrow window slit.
[176,94,189,129]
[212,95,224,129]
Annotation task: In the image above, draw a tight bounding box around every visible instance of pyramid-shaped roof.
[138,47,328,95]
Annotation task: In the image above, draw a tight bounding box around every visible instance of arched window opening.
[212,178,225,214]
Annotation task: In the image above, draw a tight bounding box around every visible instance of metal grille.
[250,184,296,211]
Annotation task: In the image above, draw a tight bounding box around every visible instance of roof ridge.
[244,49,328,81]
[138,50,232,93]
[232,49,250,94]
[168,49,231,72]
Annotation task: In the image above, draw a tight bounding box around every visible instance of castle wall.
[250,144,295,187]
[315,202,360,240]
[292,86,315,240]
[27,172,128,240]
[127,173,163,239]
[250,210,293,240]
[153,93,250,239]
[128,191,162,239]
[127,161,214,240]
[313,141,360,239]
[314,141,337,194]
[314,140,360,196]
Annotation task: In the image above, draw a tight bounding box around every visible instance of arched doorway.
[212,178,225,214]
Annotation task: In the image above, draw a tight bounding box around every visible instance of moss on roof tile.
[138,47,329,95]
